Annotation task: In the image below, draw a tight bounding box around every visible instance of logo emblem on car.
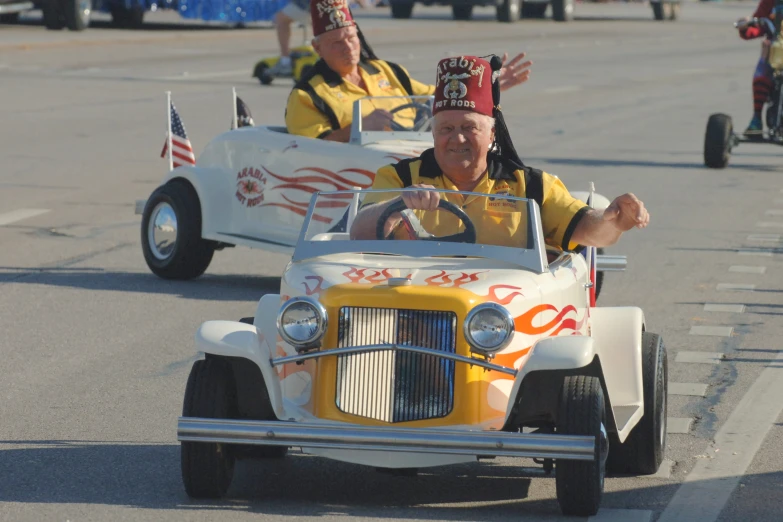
[235,167,267,207]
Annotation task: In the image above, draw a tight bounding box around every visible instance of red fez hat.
[433,56,494,117]
[311,0,355,37]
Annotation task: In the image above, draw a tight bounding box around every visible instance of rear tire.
[652,1,663,20]
[704,113,733,169]
[551,0,573,21]
[64,0,90,31]
[42,0,65,29]
[0,13,21,23]
[390,1,413,18]
[181,358,238,498]
[140,180,215,280]
[496,0,521,22]
[555,375,607,516]
[606,332,668,475]
[521,3,547,18]
[452,4,473,19]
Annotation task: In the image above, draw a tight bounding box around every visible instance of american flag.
[161,101,196,168]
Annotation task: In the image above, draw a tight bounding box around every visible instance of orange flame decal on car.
[514,304,582,335]
[302,275,325,296]
[424,270,487,287]
[342,267,394,284]
[483,284,525,305]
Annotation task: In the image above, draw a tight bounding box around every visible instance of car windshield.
[294,189,548,272]
[349,95,434,144]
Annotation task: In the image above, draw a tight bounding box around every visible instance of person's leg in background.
[268,0,310,77]
[746,39,773,137]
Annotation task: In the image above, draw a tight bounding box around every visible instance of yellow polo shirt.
[361,149,589,251]
[285,59,436,139]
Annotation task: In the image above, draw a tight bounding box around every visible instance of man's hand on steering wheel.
[401,184,440,210]
[362,109,394,131]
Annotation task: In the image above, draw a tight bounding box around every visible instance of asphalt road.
[2,2,783,521]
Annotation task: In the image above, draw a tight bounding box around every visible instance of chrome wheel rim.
[77,0,90,25]
[148,202,177,261]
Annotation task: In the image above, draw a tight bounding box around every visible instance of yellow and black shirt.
[361,149,589,251]
[285,58,436,139]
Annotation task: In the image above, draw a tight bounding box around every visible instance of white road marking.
[544,85,582,94]
[747,233,780,241]
[588,509,653,522]
[0,208,50,226]
[765,209,783,215]
[738,250,774,257]
[729,265,766,274]
[675,352,724,364]
[704,304,745,313]
[154,68,249,81]
[716,283,756,291]
[754,221,783,228]
[667,417,693,434]
[774,199,783,205]
[657,349,783,522]
[669,383,708,396]
[689,326,734,337]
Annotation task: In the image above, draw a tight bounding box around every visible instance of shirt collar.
[418,149,518,181]
[315,58,381,88]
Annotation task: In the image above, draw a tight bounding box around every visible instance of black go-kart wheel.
[704,113,733,169]
[606,332,668,475]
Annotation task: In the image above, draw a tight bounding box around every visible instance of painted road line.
[675,352,724,364]
[729,265,766,274]
[544,85,582,94]
[689,326,733,337]
[657,349,783,522]
[747,234,781,241]
[0,208,50,226]
[765,209,783,215]
[667,417,693,434]
[704,304,745,313]
[738,250,773,257]
[754,222,783,228]
[669,383,708,397]
[588,509,653,522]
[155,68,249,81]
[716,283,756,291]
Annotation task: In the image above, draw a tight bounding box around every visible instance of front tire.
[607,332,668,475]
[64,0,90,31]
[452,4,473,19]
[181,358,238,498]
[551,0,573,22]
[140,180,215,280]
[42,0,65,29]
[555,375,607,516]
[704,113,733,169]
[496,0,520,22]
[390,1,413,18]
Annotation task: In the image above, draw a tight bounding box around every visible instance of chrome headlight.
[276,296,328,350]
[464,303,514,354]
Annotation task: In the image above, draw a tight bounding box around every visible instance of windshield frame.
[291,188,550,273]
[349,95,436,146]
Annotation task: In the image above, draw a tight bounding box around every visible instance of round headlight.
[276,297,328,348]
[464,303,514,354]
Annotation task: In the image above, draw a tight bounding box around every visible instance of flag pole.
[232,87,238,130]
[166,91,173,172]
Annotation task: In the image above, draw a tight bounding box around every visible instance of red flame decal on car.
[483,284,525,305]
[342,267,394,284]
[302,275,325,296]
[424,270,486,287]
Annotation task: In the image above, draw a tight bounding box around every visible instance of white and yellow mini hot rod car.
[176,188,668,517]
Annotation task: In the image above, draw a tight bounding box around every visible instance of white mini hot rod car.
[137,95,623,297]
[176,188,668,517]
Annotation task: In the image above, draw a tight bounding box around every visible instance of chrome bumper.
[177,417,596,461]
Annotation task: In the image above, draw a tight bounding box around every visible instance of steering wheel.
[375,198,477,243]
[387,102,434,132]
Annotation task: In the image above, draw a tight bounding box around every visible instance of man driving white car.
[350,55,650,249]
[284,0,532,142]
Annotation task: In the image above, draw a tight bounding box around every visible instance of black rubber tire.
[42,0,65,29]
[521,3,547,18]
[606,332,668,475]
[652,2,663,20]
[497,0,521,22]
[140,180,215,280]
[704,113,733,169]
[551,0,572,21]
[390,1,413,18]
[452,3,473,20]
[0,13,21,23]
[181,358,238,498]
[110,5,143,27]
[555,375,606,517]
[63,0,89,30]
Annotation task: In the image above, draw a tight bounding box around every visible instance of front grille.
[335,307,457,423]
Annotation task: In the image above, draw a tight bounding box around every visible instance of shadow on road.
[0,268,280,302]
